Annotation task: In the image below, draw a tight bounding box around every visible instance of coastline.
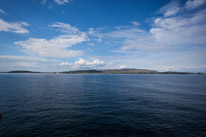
[0,69,205,75]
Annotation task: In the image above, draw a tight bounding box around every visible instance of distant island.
[6,70,40,73]
[1,69,205,75]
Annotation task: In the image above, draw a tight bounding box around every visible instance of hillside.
[2,69,205,75]
[61,69,159,74]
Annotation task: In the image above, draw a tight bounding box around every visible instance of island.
[1,69,205,75]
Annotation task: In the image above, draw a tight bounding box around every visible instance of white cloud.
[158,0,206,17]
[88,43,95,46]
[150,9,206,45]
[15,33,88,58]
[0,18,29,34]
[101,27,165,51]
[50,22,79,33]
[88,28,95,35]
[131,21,140,26]
[15,23,89,58]
[120,65,128,69]
[54,0,71,5]
[60,58,105,69]
[0,8,7,14]
[60,62,70,66]
[87,27,105,39]
[89,0,206,53]
[159,1,180,17]
[185,0,206,9]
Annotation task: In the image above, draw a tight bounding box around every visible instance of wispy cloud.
[158,1,180,17]
[0,8,7,14]
[0,55,60,72]
[93,0,206,52]
[49,22,79,33]
[0,18,29,34]
[158,0,206,17]
[185,0,206,9]
[54,0,71,5]
[40,0,47,5]
[131,21,140,26]
[91,26,165,52]
[151,6,206,45]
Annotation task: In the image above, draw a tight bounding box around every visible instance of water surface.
[0,74,206,136]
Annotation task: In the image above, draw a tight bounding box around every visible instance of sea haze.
[0,74,206,136]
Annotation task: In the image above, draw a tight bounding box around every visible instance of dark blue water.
[0,74,206,137]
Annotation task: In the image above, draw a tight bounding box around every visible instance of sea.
[0,74,206,137]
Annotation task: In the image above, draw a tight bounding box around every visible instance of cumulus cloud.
[185,0,206,9]
[54,0,71,5]
[0,18,29,34]
[15,23,89,58]
[15,33,88,58]
[120,65,128,69]
[60,58,105,69]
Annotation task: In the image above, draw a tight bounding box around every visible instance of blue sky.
[0,0,206,72]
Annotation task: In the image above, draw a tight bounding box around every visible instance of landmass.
[1,69,205,75]
[7,70,40,73]
[61,69,158,74]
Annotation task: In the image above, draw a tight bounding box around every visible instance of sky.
[0,0,206,72]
